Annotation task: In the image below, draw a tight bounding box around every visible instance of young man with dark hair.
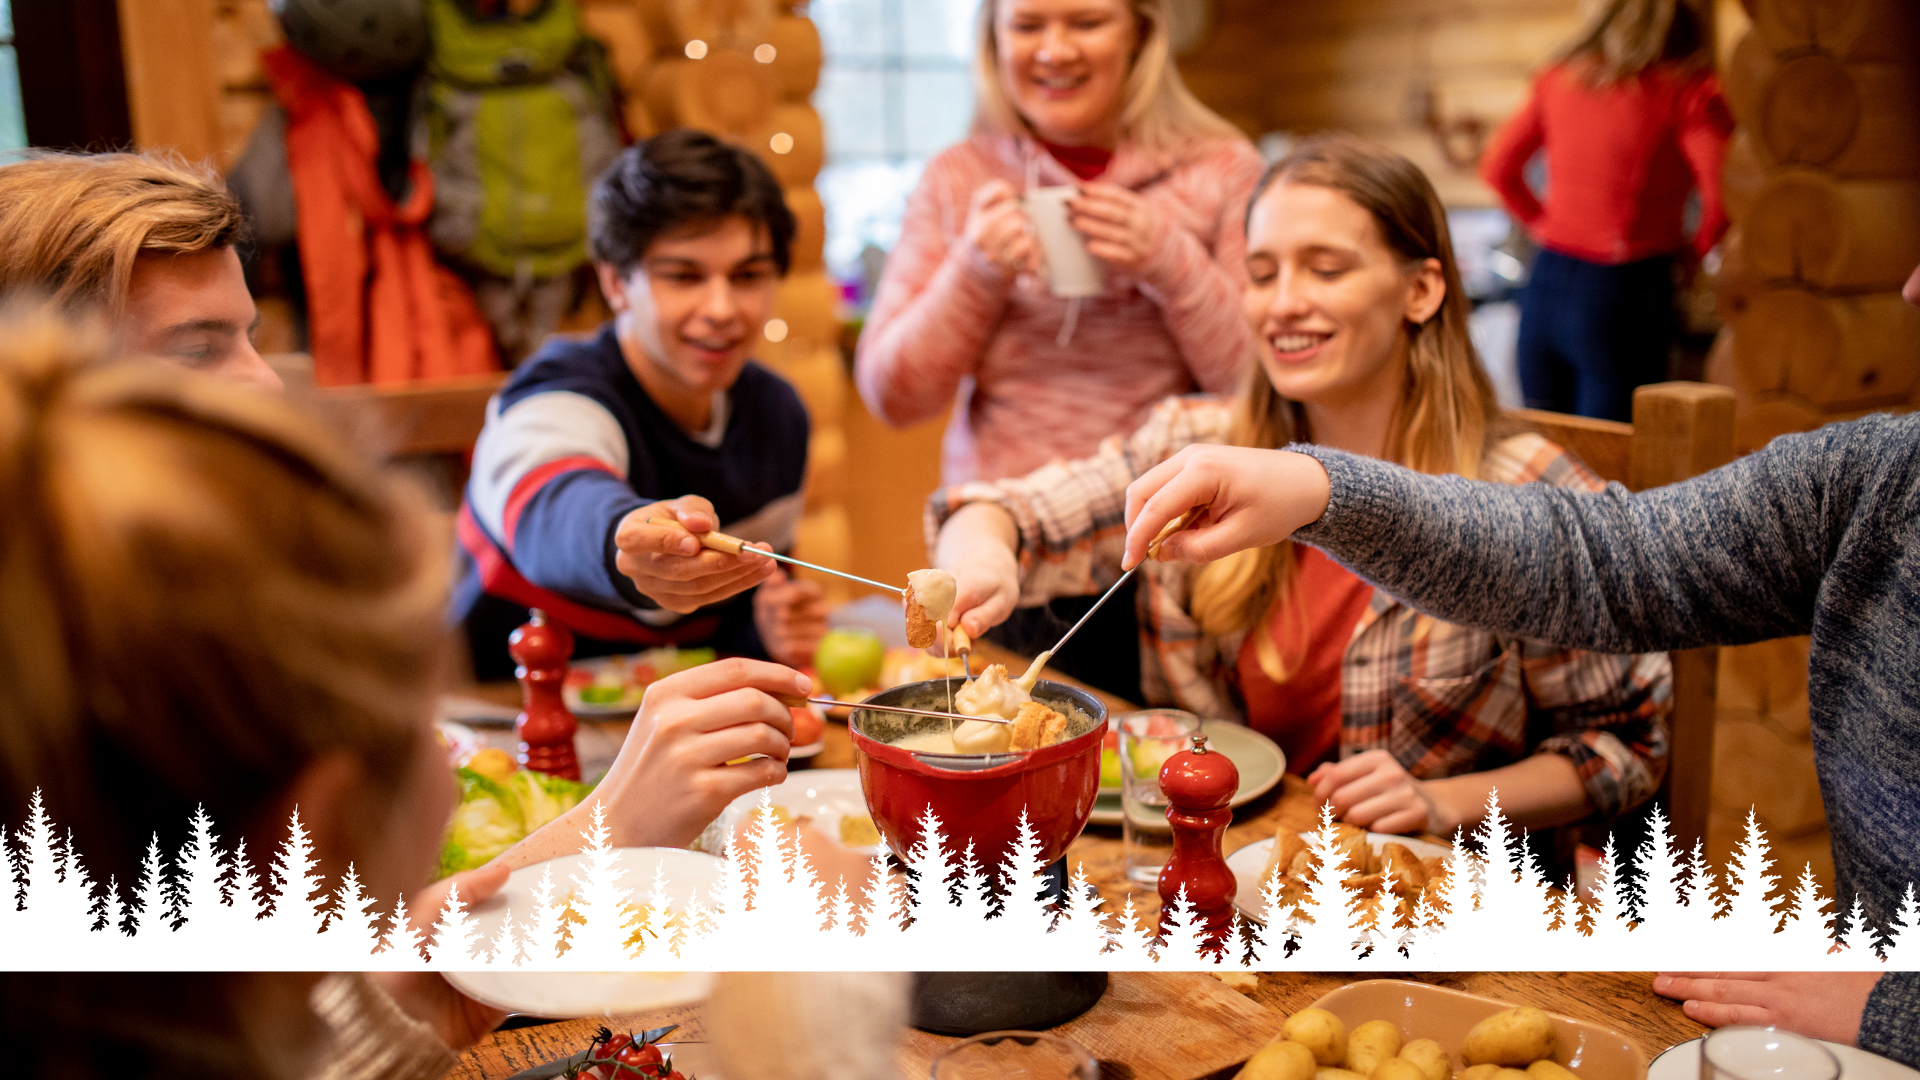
[453,129,825,679]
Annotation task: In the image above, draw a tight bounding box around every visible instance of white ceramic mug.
[1022,185,1104,298]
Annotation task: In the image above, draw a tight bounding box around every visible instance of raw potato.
[1284,1008,1350,1066]
[1399,1039,1452,1080]
[1462,1008,1557,1067]
[1346,1020,1403,1075]
[1317,1070,1368,1080]
[1458,1066,1503,1080]
[1494,1071,1531,1080]
[1526,1062,1579,1080]
[1237,1038,1318,1080]
[1371,1059,1429,1080]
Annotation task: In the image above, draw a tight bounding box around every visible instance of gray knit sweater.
[1291,412,1920,1065]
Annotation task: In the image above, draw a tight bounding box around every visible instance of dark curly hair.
[588,129,795,276]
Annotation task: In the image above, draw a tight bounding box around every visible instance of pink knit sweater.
[854,131,1264,483]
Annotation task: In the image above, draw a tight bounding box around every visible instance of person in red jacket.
[1480,0,1732,421]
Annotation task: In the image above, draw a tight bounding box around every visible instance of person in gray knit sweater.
[1117,268,1920,1064]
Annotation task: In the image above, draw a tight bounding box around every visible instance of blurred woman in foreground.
[0,308,813,1077]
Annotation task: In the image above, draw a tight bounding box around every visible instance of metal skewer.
[1034,506,1204,663]
[778,693,1010,725]
[649,517,904,595]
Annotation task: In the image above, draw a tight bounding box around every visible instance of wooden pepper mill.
[1157,731,1240,949]
[510,608,579,781]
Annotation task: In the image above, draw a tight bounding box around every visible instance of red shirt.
[1234,546,1375,775]
[1041,140,1113,181]
[1479,62,1733,265]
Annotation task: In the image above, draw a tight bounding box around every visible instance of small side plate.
[1090,721,1287,826]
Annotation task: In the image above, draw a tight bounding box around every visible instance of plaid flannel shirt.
[928,395,1671,824]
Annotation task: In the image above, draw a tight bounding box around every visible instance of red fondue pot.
[849,678,1107,868]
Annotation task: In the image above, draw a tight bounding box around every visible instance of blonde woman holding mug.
[858,0,1261,695]
[931,135,1670,863]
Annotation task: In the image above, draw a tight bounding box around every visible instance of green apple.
[814,629,886,697]
[1130,739,1179,780]
[1099,748,1123,789]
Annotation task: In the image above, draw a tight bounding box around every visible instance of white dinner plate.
[1090,721,1287,826]
[444,848,722,1017]
[700,769,885,856]
[1650,1036,1920,1080]
[1226,832,1451,924]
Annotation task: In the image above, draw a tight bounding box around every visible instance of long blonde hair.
[0,151,244,317]
[0,304,446,900]
[971,0,1244,152]
[1189,134,1497,676]
[1552,0,1709,86]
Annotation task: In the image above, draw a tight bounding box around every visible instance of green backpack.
[419,0,620,282]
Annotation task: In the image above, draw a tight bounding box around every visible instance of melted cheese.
[906,568,957,624]
[954,663,1030,720]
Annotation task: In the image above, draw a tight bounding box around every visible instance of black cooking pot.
[909,972,1109,1035]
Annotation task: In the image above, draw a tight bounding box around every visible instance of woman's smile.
[1267,330,1335,362]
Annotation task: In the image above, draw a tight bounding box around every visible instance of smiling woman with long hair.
[929,135,1670,866]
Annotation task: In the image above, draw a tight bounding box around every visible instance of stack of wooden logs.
[1714,0,1920,453]
[583,0,853,602]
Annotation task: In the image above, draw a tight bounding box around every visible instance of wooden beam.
[116,0,222,163]
[1629,381,1737,490]
[315,372,508,458]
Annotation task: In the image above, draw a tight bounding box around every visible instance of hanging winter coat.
[264,45,499,385]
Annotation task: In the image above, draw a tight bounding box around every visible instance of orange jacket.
[265,46,497,385]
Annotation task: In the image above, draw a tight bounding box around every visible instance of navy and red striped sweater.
[451,325,809,675]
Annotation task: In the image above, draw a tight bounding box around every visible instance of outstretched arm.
[1122,416,1916,654]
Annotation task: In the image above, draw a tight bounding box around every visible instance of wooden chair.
[1504,381,1736,851]
[310,371,509,509]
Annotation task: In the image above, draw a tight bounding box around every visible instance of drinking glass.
[1700,1027,1841,1080]
[1117,709,1200,886]
[929,1030,1100,1079]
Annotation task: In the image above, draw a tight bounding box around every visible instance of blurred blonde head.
[0,303,447,903]
[0,151,245,317]
[971,0,1243,152]
[1553,0,1709,85]
[1190,134,1496,673]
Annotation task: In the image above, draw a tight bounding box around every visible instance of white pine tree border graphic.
[1,788,1914,971]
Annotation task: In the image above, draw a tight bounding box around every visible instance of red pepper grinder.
[1158,731,1240,948]
[510,608,579,780]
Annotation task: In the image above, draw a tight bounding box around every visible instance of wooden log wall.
[1713,0,1920,454]
[1178,0,1586,206]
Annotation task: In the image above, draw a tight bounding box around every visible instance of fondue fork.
[775,693,1012,725]
[1033,507,1203,666]
[647,516,904,595]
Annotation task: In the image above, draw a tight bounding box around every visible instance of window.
[810,0,981,299]
[0,1,22,154]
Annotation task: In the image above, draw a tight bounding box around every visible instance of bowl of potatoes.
[1235,981,1647,1080]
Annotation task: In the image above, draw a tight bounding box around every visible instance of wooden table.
[447,646,1706,1079]
[449,971,1704,1080]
